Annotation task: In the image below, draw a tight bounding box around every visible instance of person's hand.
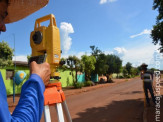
[30,61,51,85]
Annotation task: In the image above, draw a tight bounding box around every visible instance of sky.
[0,0,163,70]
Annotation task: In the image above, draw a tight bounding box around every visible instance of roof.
[13,61,28,67]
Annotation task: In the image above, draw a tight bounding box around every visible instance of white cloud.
[60,22,74,53]
[122,45,155,67]
[109,0,117,2]
[118,44,163,70]
[113,47,127,58]
[60,41,163,70]
[61,51,91,59]
[130,29,151,38]
[100,0,107,4]
[76,52,87,59]
[104,50,113,55]
[100,0,117,4]
[12,55,27,62]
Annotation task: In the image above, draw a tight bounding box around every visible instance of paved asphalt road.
[41,78,145,122]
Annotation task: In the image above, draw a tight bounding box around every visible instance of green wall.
[59,70,75,87]
[0,66,75,95]
[0,65,125,95]
[0,66,30,95]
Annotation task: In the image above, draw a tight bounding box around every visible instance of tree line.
[60,45,142,85]
[0,41,142,86]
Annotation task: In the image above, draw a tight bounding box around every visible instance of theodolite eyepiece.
[32,31,43,44]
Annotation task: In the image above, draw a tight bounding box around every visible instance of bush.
[131,75,135,78]
[84,81,95,86]
[73,82,84,89]
[107,78,114,83]
[118,76,124,79]
[126,75,131,78]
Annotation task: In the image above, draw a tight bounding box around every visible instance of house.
[0,61,29,95]
[0,61,76,95]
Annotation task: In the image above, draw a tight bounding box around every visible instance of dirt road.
[42,78,144,122]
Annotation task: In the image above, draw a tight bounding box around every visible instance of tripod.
[43,81,72,122]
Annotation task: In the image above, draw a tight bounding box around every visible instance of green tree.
[131,67,139,77]
[90,45,108,75]
[58,58,68,72]
[66,56,83,83]
[94,53,108,75]
[151,0,163,52]
[123,67,128,77]
[0,41,14,67]
[90,45,102,58]
[72,56,84,83]
[81,55,96,81]
[106,54,121,81]
[27,55,31,62]
[114,56,122,78]
[125,62,132,75]
[106,55,116,76]
[137,66,142,72]
[150,68,157,73]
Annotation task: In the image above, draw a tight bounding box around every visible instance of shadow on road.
[120,91,143,95]
[73,99,144,122]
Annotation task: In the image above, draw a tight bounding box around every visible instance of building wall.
[1,65,127,95]
[91,74,98,82]
[59,70,75,87]
[0,66,30,95]
[0,66,75,95]
[77,73,85,83]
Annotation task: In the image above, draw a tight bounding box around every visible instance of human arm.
[0,61,50,122]
[140,71,144,80]
[11,62,50,121]
[0,73,44,122]
[11,74,45,122]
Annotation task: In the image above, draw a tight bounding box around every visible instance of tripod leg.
[44,105,51,122]
[56,103,65,122]
[62,101,72,122]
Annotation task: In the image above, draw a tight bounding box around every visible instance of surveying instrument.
[29,14,72,122]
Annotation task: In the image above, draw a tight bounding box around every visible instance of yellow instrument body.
[30,14,61,78]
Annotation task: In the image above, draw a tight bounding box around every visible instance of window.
[6,70,14,80]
